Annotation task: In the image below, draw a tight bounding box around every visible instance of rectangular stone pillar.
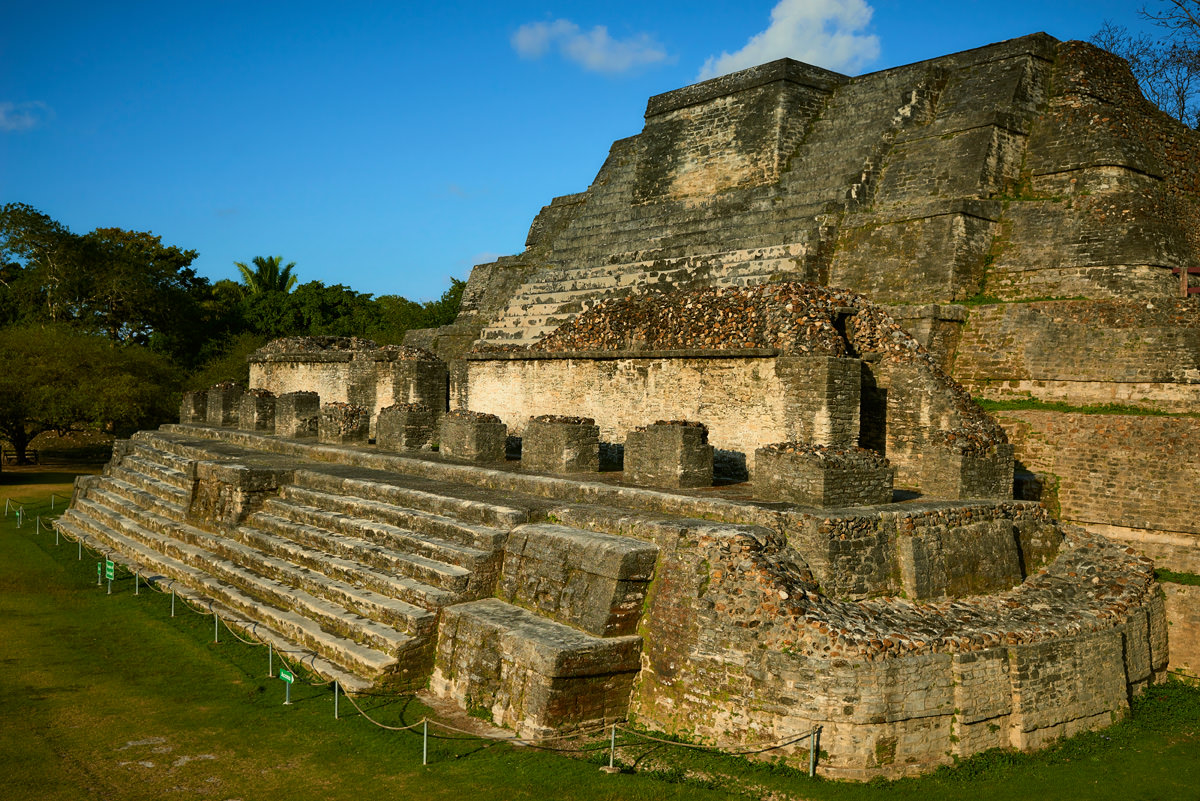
[919,441,1014,500]
[624,420,713,489]
[521,415,600,474]
[179,390,207,424]
[319,402,370,445]
[205,383,243,427]
[754,443,893,507]
[239,389,276,432]
[377,402,435,451]
[776,355,862,448]
[275,391,320,438]
[439,410,507,463]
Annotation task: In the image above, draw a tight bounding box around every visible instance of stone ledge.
[645,58,846,118]
[467,347,781,361]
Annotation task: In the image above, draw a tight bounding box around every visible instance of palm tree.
[234,255,298,295]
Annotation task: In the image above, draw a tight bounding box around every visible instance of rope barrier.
[612,724,820,756]
[338,693,428,732]
[14,499,825,778]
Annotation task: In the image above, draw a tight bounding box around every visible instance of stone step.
[260,495,495,574]
[278,485,508,552]
[56,508,409,681]
[87,485,436,637]
[127,440,196,477]
[118,453,192,492]
[104,464,190,507]
[246,510,473,595]
[231,523,454,612]
[76,494,425,654]
[292,469,528,529]
[55,514,373,693]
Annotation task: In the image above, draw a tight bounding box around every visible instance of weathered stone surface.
[999,410,1200,572]
[250,337,448,438]
[239,389,276,433]
[1163,582,1200,678]
[205,382,243,427]
[376,402,435,452]
[187,460,292,526]
[521,416,600,474]
[179,390,207,424]
[624,421,713,489]
[275,391,320,438]
[430,598,642,737]
[755,443,893,507]
[438,410,507,463]
[919,441,1015,500]
[318,402,370,445]
[498,523,658,636]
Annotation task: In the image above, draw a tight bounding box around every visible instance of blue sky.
[1,0,1156,302]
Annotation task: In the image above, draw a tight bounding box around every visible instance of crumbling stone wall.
[249,337,447,438]
[622,517,1164,779]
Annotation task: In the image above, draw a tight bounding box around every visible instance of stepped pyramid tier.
[406,32,1200,573]
[58,30,1192,780]
[59,422,1164,779]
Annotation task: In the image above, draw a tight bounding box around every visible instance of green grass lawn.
[3,482,1199,801]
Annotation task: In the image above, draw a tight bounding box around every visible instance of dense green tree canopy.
[0,203,466,447]
[0,325,178,462]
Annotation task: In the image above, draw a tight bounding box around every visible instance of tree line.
[0,202,464,462]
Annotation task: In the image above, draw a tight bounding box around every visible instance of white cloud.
[698,0,880,80]
[512,19,668,74]
[0,101,52,132]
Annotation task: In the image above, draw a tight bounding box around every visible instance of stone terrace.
[58,422,1164,777]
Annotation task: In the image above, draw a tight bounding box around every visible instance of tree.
[0,325,179,463]
[80,227,203,346]
[1093,2,1200,127]
[0,204,208,361]
[235,255,298,295]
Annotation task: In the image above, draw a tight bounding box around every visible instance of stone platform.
[58,423,1166,779]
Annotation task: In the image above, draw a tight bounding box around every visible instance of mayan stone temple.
[58,32,1199,779]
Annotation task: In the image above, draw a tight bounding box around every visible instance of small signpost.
[105,560,115,594]
[279,667,295,705]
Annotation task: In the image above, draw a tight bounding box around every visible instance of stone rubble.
[758,441,891,468]
[253,336,437,361]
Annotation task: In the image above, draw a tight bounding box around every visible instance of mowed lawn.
[2,472,1199,801]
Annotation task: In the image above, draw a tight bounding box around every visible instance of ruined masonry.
[60,33,1184,780]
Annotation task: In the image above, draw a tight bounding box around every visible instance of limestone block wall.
[781,500,1058,600]
[1163,583,1200,678]
[953,300,1200,412]
[621,516,1165,780]
[464,351,861,474]
[250,349,448,438]
[636,59,841,203]
[997,410,1200,572]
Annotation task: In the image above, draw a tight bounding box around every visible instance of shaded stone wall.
[954,300,1200,411]
[998,410,1200,572]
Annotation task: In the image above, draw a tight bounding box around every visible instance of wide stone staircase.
[55,427,656,732]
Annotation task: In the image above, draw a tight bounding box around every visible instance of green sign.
[97,561,102,577]
[104,560,115,581]
[279,668,295,685]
